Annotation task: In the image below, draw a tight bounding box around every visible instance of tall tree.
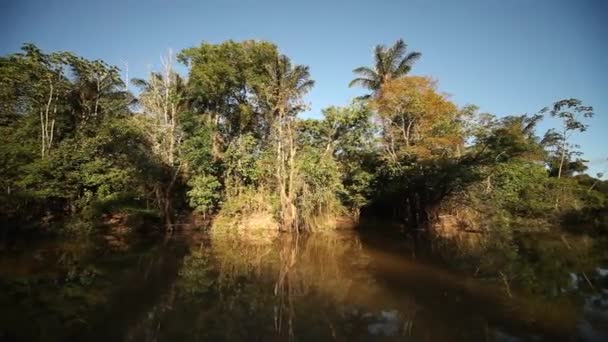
[261,55,314,231]
[132,52,187,166]
[132,52,188,225]
[540,98,594,179]
[178,40,279,149]
[348,39,421,96]
[20,45,71,158]
[67,57,128,131]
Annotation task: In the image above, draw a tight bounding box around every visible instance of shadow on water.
[0,233,190,342]
[1,225,608,341]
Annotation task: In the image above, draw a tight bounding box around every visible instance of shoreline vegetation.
[1,38,607,288]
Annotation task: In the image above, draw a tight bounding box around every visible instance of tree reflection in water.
[124,229,419,341]
[118,229,608,341]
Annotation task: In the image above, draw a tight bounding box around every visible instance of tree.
[132,52,189,225]
[540,98,594,179]
[476,114,545,164]
[0,44,131,158]
[349,39,421,96]
[178,40,279,148]
[133,52,187,166]
[261,55,314,231]
[179,113,222,217]
[67,57,129,132]
[298,103,376,218]
[0,44,151,230]
[19,45,71,158]
[371,76,460,162]
[300,103,374,157]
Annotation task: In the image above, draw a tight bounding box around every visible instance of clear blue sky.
[1,0,606,175]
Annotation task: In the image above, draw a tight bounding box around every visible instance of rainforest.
[1,33,607,342]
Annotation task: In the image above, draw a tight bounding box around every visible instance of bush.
[187,174,222,217]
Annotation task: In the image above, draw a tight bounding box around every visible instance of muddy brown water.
[0,228,607,341]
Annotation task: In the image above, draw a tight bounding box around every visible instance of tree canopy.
[0,40,604,244]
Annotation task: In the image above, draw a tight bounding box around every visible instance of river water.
[1,227,607,341]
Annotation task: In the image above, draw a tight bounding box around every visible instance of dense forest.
[1,38,608,340]
[2,39,607,251]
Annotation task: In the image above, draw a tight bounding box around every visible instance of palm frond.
[352,66,378,80]
[350,39,420,90]
[395,51,421,76]
[374,44,387,80]
[387,39,406,70]
[131,78,149,89]
[354,94,372,100]
[348,77,379,90]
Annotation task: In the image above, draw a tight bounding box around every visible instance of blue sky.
[1,0,606,175]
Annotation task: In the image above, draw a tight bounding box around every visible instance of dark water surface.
[1,228,607,341]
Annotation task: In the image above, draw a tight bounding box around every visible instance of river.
[1,226,607,341]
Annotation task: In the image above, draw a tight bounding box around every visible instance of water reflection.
[1,229,608,341]
[122,229,603,341]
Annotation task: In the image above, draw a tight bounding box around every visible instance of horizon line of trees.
[0,39,606,239]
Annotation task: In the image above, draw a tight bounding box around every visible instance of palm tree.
[264,55,314,232]
[349,39,421,95]
[265,55,314,116]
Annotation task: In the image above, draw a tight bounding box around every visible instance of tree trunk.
[94,77,101,118]
[169,104,176,165]
[287,119,298,231]
[557,126,568,179]
[276,108,298,232]
[40,109,45,157]
[41,77,54,158]
[557,148,566,179]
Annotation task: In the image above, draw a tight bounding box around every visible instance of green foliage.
[0,41,604,242]
[179,115,224,217]
[296,146,345,229]
[187,175,222,216]
[298,103,376,216]
[540,99,594,179]
[178,40,279,142]
[223,134,265,193]
[8,118,162,229]
[487,161,555,218]
[179,113,216,172]
[0,44,165,233]
[475,114,545,163]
